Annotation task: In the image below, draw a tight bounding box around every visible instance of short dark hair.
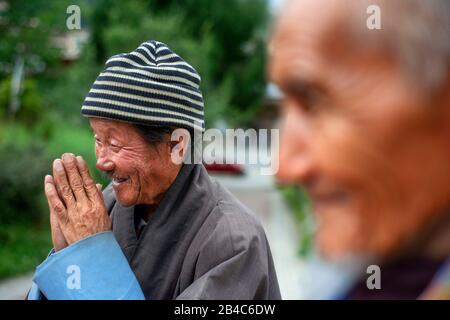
[134,124,174,148]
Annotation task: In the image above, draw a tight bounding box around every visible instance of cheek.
[313,116,381,187]
[313,117,409,255]
[315,203,363,257]
[127,151,165,192]
[115,148,148,171]
[313,118,444,257]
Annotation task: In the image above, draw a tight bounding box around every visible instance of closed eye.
[95,137,103,146]
[110,143,122,152]
[282,80,328,114]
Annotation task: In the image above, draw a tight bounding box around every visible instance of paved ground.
[0,273,32,300]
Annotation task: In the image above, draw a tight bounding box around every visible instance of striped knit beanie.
[81,40,205,132]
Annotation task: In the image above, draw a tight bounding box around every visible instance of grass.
[0,221,52,279]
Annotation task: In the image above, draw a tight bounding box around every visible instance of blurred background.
[0,0,355,299]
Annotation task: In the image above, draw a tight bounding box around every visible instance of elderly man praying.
[27,40,281,300]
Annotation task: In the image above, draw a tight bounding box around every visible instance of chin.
[313,195,418,260]
[316,222,400,261]
[316,231,355,260]
[113,190,138,208]
[314,212,369,259]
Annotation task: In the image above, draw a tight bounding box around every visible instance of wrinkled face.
[89,118,176,208]
[270,0,450,258]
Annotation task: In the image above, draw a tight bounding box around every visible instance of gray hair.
[348,0,450,95]
[134,124,174,148]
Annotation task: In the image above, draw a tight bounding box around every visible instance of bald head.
[272,0,450,94]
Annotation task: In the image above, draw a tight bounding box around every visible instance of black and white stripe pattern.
[81,40,205,131]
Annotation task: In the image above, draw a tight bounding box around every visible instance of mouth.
[112,176,130,187]
[309,190,350,212]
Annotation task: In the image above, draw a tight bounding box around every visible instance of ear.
[169,128,191,165]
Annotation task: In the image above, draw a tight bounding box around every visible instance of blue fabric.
[27,282,43,300]
[29,231,145,300]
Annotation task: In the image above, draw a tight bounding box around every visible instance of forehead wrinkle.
[270,1,384,105]
[270,1,350,91]
[90,118,136,141]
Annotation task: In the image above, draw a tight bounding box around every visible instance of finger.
[45,175,61,225]
[44,177,69,227]
[44,175,56,218]
[44,174,52,185]
[48,194,61,241]
[75,155,101,200]
[61,153,88,203]
[96,184,105,203]
[45,175,58,210]
[52,158,76,208]
[46,171,65,204]
[49,197,58,229]
[45,175,76,244]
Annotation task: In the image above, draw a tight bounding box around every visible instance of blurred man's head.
[270,0,450,259]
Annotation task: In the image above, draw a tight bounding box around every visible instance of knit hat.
[81,40,205,132]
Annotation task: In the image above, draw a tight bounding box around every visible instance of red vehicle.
[203,162,245,175]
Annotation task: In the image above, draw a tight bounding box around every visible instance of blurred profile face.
[270,0,450,258]
[89,118,176,207]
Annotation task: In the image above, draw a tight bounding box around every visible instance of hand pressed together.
[44,153,111,251]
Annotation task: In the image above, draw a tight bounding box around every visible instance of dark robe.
[103,164,281,300]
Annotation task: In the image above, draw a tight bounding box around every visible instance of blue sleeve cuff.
[32,231,145,300]
[27,282,44,300]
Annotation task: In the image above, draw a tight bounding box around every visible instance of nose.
[276,106,315,184]
[95,148,115,172]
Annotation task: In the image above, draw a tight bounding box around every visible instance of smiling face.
[270,0,450,258]
[89,118,180,208]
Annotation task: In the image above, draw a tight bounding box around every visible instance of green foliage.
[279,185,315,257]
[0,141,50,225]
[0,1,65,75]
[0,77,48,127]
[0,222,52,279]
[42,47,100,126]
[89,0,268,127]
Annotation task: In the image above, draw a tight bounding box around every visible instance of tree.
[88,0,269,127]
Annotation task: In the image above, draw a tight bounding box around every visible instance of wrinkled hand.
[44,153,111,251]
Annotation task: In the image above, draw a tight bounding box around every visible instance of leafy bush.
[0,77,47,127]
[89,0,268,127]
[0,222,51,279]
[0,142,50,225]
